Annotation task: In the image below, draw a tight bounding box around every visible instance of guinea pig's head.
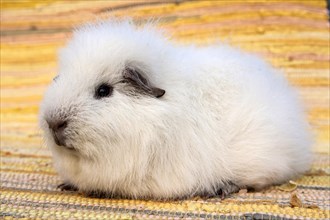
[39,20,170,188]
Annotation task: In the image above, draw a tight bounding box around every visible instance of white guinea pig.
[39,19,312,200]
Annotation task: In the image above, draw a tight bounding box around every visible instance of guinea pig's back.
[186,44,312,189]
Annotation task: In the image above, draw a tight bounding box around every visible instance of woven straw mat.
[1,1,329,219]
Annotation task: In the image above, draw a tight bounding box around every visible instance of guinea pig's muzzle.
[46,118,74,150]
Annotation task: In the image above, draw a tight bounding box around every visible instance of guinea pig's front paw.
[83,190,108,198]
[216,182,240,199]
[57,182,78,192]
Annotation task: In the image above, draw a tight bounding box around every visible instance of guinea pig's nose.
[47,119,68,147]
[48,120,67,132]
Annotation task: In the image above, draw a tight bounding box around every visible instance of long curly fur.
[39,19,312,200]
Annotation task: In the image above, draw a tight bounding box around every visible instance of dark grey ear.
[123,67,165,98]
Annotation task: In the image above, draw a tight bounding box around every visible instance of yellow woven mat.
[1,1,329,219]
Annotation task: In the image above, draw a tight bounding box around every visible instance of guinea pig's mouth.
[51,130,76,151]
[44,117,77,151]
[55,141,76,151]
[62,145,76,151]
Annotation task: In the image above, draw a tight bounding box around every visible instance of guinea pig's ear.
[123,67,165,98]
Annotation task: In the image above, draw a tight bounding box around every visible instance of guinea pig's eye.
[95,84,113,99]
[53,75,59,81]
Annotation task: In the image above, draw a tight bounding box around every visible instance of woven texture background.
[1,0,329,219]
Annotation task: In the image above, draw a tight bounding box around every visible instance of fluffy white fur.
[39,19,312,200]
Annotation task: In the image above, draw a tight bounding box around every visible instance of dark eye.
[53,75,59,81]
[95,84,113,99]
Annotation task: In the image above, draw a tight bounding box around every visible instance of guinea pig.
[39,19,312,200]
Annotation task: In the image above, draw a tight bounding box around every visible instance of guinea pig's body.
[40,20,312,200]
